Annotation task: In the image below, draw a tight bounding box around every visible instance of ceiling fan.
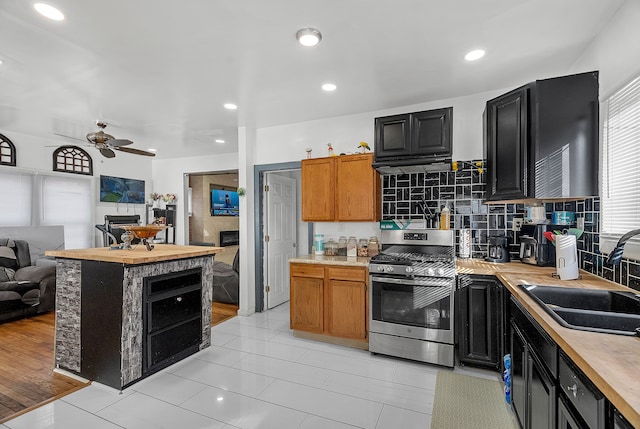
[54,121,156,158]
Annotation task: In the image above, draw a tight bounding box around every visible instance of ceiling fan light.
[296,28,322,47]
[34,3,65,21]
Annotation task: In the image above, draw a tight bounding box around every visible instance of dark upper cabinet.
[485,71,599,202]
[485,85,530,201]
[374,107,452,162]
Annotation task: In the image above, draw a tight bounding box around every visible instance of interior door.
[265,173,297,309]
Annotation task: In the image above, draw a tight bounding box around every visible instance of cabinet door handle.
[566,384,577,397]
[176,296,183,302]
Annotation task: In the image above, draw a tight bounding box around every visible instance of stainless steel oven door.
[369,275,454,344]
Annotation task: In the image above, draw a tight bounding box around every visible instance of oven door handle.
[370,275,452,287]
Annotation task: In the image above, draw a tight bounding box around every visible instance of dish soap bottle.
[440,203,450,230]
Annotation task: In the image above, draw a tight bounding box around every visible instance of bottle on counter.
[440,203,450,230]
[367,236,380,257]
[357,238,368,257]
[347,236,357,257]
[337,236,347,256]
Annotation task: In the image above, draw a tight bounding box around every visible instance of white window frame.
[600,72,640,261]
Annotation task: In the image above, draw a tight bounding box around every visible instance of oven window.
[372,280,451,330]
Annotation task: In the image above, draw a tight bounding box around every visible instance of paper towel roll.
[555,235,579,280]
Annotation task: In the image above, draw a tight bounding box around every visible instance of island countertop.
[46,244,225,265]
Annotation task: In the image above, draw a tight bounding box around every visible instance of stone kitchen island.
[46,244,224,390]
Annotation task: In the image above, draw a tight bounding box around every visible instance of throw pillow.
[0,267,15,282]
[0,244,17,270]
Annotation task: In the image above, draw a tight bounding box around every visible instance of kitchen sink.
[518,284,640,336]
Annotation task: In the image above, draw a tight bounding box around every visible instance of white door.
[264,173,297,309]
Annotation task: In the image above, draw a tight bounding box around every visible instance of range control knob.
[437,268,445,276]
[427,268,435,276]
[377,266,385,272]
[385,266,394,273]
[405,266,414,274]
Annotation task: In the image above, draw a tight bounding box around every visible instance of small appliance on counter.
[519,224,562,266]
[555,234,579,280]
[485,235,510,263]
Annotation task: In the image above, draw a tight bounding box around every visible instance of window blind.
[0,170,32,226]
[601,74,640,234]
[41,175,93,249]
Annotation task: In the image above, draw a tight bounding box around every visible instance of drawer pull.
[566,384,578,397]
[176,296,183,302]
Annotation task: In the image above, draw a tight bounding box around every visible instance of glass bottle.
[325,238,337,256]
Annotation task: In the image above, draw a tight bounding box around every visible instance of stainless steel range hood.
[372,158,452,174]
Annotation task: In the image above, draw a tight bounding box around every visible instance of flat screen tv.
[211,189,239,216]
[100,175,146,204]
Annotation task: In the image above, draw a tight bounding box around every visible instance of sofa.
[0,238,56,323]
[212,249,239,305]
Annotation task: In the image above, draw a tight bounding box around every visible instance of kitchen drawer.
[558,350,606,429]
[327,267,366,282]
[291,264,325,279]
[510,296,557,377]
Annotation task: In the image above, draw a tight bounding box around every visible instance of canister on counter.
[314,233,324,255]
[347,236,357,257]
[325,238,337,256]
[357,238,368,256]
[367,236,380,257]
[337,236,347,256]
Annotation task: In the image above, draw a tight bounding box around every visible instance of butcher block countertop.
[46,244,225,265]
[457,259,640,427]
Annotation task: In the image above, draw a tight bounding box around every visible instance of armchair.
[212,249,239,305]
[0,238,56,323]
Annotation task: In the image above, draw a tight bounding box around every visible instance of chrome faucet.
[605,228,640,265]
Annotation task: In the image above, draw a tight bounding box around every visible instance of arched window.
[0,134,16,166]
[53,145,93,175]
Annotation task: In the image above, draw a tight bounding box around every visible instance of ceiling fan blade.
[108,139,134,147]
[99,148,116,158]
[114,146,156,157]
[53,132,86,142]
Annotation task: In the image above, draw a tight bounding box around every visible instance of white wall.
[570,1,640,98]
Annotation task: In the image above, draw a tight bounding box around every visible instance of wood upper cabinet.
[290,263,368,342]
[301,157,335,221]
[302,153,381,222]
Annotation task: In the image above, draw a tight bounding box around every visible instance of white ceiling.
[0,0,624,159]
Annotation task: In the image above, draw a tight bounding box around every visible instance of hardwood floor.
[0,312,87,423]
[0,302,239,423]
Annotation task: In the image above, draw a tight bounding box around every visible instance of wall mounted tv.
[211,189,239,216]
[100,175,146,204]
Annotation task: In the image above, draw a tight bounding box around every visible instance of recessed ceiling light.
[464,49,485,61]
[147,148,157,152]
[34,3,65,21]
[224,103,238,110]
[215,139,225,144]
[322,83,337,92]
[296,28,322,47]
[0,59,3,65]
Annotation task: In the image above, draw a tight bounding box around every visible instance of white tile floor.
[2,302,497,429]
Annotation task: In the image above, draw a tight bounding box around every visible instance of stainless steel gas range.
[368,229,455,367]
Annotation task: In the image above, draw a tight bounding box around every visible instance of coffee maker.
[485,235,510,263]
[519,224,560,266]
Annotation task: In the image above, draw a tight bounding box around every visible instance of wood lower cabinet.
[290,265,324,332]
[302,153,381,222]
[290,263,368,344]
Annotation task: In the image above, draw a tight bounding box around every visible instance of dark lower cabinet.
[557,395,583,429]
[457,275,504,369]
[510,297,557,429]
